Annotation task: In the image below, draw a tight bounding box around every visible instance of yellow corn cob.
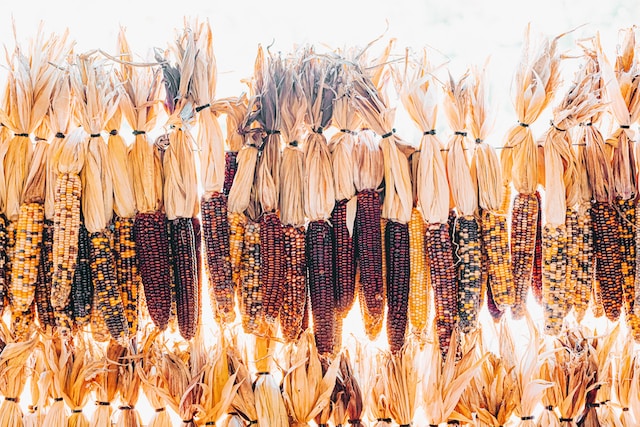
[228,211,247,289]
[564,207,579,317]
[10,203,45,312]
[52,172,82,311]
[240,220,262,334]
[542,224,567,335]
[480,210,514,307]
[408,208,428,334]
[11,302,35,342]
[573,207,594,322]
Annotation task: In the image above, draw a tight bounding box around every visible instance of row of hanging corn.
[0,319,639,427]
[1,21,640,358]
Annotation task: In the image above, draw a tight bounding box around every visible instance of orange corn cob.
[281,225,307,342]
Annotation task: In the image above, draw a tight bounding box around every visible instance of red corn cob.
[332,199,356,318]
[385,220,410,354]
[511,192,540,319]
[259,212,286,322]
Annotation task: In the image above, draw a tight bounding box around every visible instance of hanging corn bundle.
[299,51,338,355]
[0,335,38,427]
[281,330,340,427]
[575,333,600,427]
[191,22,235,325]
[598,29,640,332]
[351,61,413,353]
[336,351,365,427]
[629,349,640,427]
[397,51,448,341]
[157,27,202,341]
[252,331,288,427]
[86,341,125,427]
[498,317,552,427]
[138,331,173,427]
[70,53,128,344]
[63,340,93,427]
[540,67,594,335]
[329,61,360,321]
[443,71,483,335]
[422,329,486,427]
[468,64,514,313]
[537,357,563,427]
[278,62,308,342]
[502,25,563,318]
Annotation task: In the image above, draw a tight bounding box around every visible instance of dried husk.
[106,105,136,219]
[353,128,384,193]
[87,341,125,427]
[21,138,48,205]
[629,350,640,427]
[397,51,449,224]
[282,330,340,426]
[0,337,38,427]
[228,349,259,425]
[215,95,248,153]
[0,124,11,215]
[472,350,518,427]
[614,337,636,426]
[228,131,261,214]
[114,345,143,427]
[591,325,621,425]
[25,346,47,427]
[502,24,564,196]
[369,352,392,427]
[384,342,419,426]
[252,332,288,427]
[139,332,173,427]
[351,66,413,224]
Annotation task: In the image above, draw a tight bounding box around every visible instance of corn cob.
[564,208,579,318]
[333,199,356,318]
[91,287,110,342]
[455,216,483,334]
[35,219,55,329]
[260,212,286,323]
[306,220,336,355]
[531,191,543,305]
[229,211,247,288]
[354,189,384,332]
[618,198,635,313]
[0,213,8,315]
[478,216,488,312]
[72,223,93,326]
[134,211,172,331]
[385,220,410,353]
[448,209,459,265]
[10,203,45,312]
[240,219,262,334]
[511,192,540,319]
[90,230,128,344]
[408,208,428,334]
[591,201,623,321]
[425,222,458,358]
[636,197,640,315]
[542,224,568,335]
[11,302,35,342]
[169,217,200,340]
[52,172,82,311]
[193,216,203,327]
[114,216,138,336]
[224,152,238,196]
[480,210,513,307]
[573,207,594,322]
[281,225,307,342]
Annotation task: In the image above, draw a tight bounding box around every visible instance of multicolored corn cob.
[224,152,238,196]
[564,208,579,318]
[260,212,286,322]
[0,213,8,315]
[455,216,483,334]
[240,220,262,333]
[35,219,55,329]
[480,210,513,307]
[228,211,247,289]
[573,208,594,322]
[542,224,568,335]
[511,192,540,319]
[114,216,139,336]
[281,225,307,342]
[531,191,543,305]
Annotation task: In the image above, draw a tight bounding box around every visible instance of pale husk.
[212,95,248,153]
[591,325,621,424]
[384,342,419,425]
[138,332,173,427]
[353,128,384,193]
[45,70,74,220]
[397,50,449,224]
[228,133,261,214]
[614,336,636,426]
[369,352,392,427]
[502,24,564,196]
[81,133,114,233]
[0,124,11,214]
[351,66,413,224]
[629,349,640,427]
[472,351,518,427]
[443,71,477,217]
[106,105,136,219]
[25,345,47,427]
[21,139,48,204]
[87,341,126,427]
[252,332,288,427]
[0,337,38,427]
[228,349,259,425]
[114,345,143,427]
[282,330,340,426]
[423,330,486,426]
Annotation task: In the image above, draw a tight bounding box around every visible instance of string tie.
[381,128,395,138]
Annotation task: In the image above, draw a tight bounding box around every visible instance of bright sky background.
[2,0,639,423]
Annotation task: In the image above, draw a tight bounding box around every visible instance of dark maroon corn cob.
[72,223,93,326]
[332,199,356,318]
[224,151,238,196]
[259,212,286,322]
[385,220,410,354]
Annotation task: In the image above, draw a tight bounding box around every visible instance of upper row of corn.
[0,20,639,356]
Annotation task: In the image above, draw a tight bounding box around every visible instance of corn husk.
[138,331,172,427]
[279,64,307,227]
[614,336,636,426]
[0,123,11,215]
[501,24,564,196]
[590,325,621,425]
[472,350,518,427]
[353,128,385,194]
[228,348,259,426]
[106,100,135,220]
[629,350,640,427]
[423,329,486,426]
[114,344,143,427]
[0,336,38,427]
[398,50,449,224]
[369,352,392,427]
[383,342,419,426]
[351,63,413,224]
[281,330,339,426]
[0,27,68,221]
[25,346,47,427]
[216,95,248,153]
[498,316,553,426]
[87,341,125,427]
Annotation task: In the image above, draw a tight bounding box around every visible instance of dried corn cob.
[193,216,203,326]
[564,208,579,317]
[169,217,200,340]
[10,203,45,312]
[306,220,336,355]
[228,211,247,288]
[636,197,640,315]
[91,287,110,342]
[531,191,543,306]
[425,222,458,357]
[408,208,428,334]
[134,211,172,331]
[448,209,459,265]
[0,213,8,314]
[511,192,540,318]
[332,199,356,318]
[455,216,483,334]
[11,302,35,342]
[224,152,238,196]
[90,231,128,344]
[35,219,55,329]
[72,223,93,326]
[240,219,262,334]
[480,210,513,307]
[114,216,138,335]
[618,198,635,314]
[260,212,286,322]
[591,201,623,321]
[354,189,384,331]
[573,207,594,322]
[281,225,307,342]
[201,193,235,323]
[542,225,568,335]
[486,267,505,322]
[385,220,410,353]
